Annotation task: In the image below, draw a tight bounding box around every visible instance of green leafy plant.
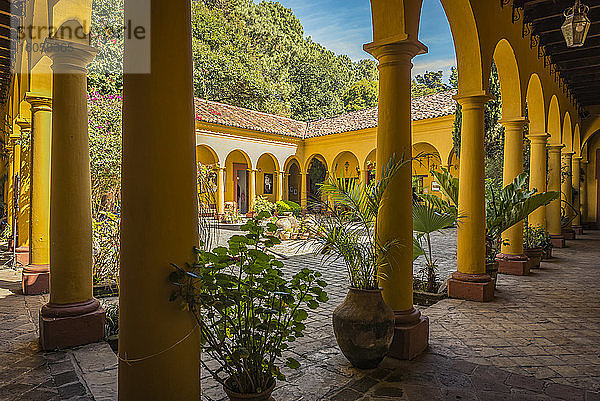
[485,173,559,261]
[92,210,120,286]
[275,200,302,217]
[523,223,552,251]
[311,156,408,289]
[254,195,276,216]
[412,202,457,293]
[560,199,578,229]
[427,168,558,262]
[169,213,328,394]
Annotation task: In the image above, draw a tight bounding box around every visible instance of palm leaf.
[413,203,457,234]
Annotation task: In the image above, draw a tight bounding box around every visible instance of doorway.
[234,163,249,214]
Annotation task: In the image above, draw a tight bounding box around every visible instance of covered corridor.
[1,231,600,400]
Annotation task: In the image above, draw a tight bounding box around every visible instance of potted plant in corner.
[311,156,408,369]
[523,223,550,268]
[169,214,328,401]
[485,173,559,278]
[412,202,457,306]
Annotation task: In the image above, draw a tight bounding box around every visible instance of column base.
[387,308,428,360]
[496,254,531,276]
[572,225,583,235]
[15,246,30,266]
[447,272,494,302]
[22,265,49,295]
[562,228,576,240]
[39,298,105,351]
[582,222,597,230]
[550,235,566,248]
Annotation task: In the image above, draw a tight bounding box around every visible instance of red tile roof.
[194,89,457,139]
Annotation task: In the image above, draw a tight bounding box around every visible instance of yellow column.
[499,118,527,255]
[249,168,256,212]
[120,0,200,399]
[547,144,564,246]
[6,144,13,232]
[365,36,429,359]
[561,151,575,233]
[216,166,225,215]
[276,171,284,202]
[39,39,105,350]
[15,120,31,269]
[22,96,52,294]
[572,156,582,230]
[300,169,307,210]
[497,118,530,275]
[580,161,588,223]
[527,133,550,228]
[448,93,494,301]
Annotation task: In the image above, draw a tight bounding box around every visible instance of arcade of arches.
[0,0,599,399]
[194,90,458,215]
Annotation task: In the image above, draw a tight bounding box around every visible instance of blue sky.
[254,0,456,82]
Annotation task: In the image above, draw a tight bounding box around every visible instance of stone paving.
[0,268,117,401]
[0,230,599,401]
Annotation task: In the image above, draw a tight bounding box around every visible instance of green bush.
[253,195,276,216]
[276,200,302,216]
[92,210,120,286]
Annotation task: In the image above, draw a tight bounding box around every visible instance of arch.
[526,74,545,135]
[582,114,600,147]
[284,155,301,173]
[304,153,328,173]
[332,151,360,179]
[492,39,522,118]
[53,19,89,43]
[256,153,279,201]
[547,95,561,145]
[439,0,485,94]
[287,161,301,204]
[195,144,219,166]
[225,149,252,169]
[257,152,280,172]
[412,142,442,195]
[563,112,573,152]
[573,124,581,157]
[364,149,376,170]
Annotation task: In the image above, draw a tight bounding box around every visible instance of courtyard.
[1,229,599,401]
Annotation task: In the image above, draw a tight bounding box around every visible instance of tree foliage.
[191,0,379,120]
[342,79,378,113]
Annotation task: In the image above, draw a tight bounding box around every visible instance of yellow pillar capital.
[527,132,550,143]
[499,117,528,131]
[364,38,427,65]
[547,143,565,154]
[453,92,491,109]
[44,38,98,72]
[26,93,52,113]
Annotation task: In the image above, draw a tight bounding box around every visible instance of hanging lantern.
[561,0,591,48]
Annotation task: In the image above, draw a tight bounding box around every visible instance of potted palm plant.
[169,214,327,401]
[486,173,559,277]
[311,157,406,369]
[412,201,456,305]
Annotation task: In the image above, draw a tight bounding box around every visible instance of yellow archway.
[526,74,545,134]
[548,95,561,145]
[493,38,522,119]
[332,151,360,179]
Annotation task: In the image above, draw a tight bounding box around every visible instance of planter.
[332,287,394,369]
[542,247,553,260]
[485,261,499,290]
[224,378,275,401]
[413,290,445,306]
[413,279,446,306]
[561,228,575,240]
[524,247,542,268]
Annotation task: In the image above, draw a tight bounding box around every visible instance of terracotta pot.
[332,287,394,369]
[485,261,499,290]
[524,247,542,268]
[224,378,275,401]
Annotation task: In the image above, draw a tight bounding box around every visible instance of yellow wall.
[585,133,599,223]
[256,154,277,202]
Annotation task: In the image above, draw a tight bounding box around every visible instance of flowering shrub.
[92,210,120,286]
[88,92,122,210]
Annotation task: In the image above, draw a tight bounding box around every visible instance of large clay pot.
[224,378,275,401]
[524,247,542,268]
[332,288,394,369]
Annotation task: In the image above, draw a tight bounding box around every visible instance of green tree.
[411,70,449,97]
[342,79,378,112]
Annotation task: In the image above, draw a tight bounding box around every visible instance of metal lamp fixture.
[561,0,591,48]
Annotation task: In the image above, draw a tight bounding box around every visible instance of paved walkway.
[1,231,599,400]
